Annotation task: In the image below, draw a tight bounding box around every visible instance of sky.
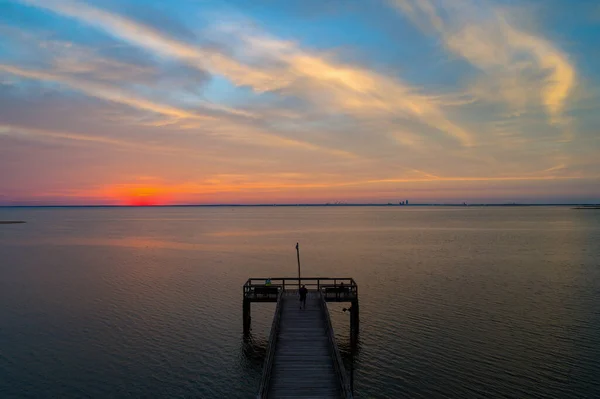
[0,0,599,205]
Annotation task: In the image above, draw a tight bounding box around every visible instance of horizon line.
[1,202,599,208]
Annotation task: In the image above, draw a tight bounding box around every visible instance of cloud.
[3,0,596,205]
[0,64,356,156]
[363,175,585,184]
[0,24,215,95]
[0,64,215,119]
[41,41,157,84]
[278,47,474,145]
[19,0,474,146]
[19,0,285,92]
[210,24,475,146]
[390,0,576,129]
[0,123,188,154]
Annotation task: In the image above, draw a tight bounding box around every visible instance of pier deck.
[246,278,357,399]
[269,292,340,398]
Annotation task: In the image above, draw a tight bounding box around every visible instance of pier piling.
[243,298,251,335]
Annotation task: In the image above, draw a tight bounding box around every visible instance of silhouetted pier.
[244,278,358,399]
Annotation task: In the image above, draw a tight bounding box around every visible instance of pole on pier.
[296,242,301,289]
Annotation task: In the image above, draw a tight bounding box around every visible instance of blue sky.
[0,0,599,204]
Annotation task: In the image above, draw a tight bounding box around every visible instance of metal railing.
[256,291,284,399]
[244,277,357,296]
[320,291,354,399]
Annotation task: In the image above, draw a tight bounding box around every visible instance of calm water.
[1,206,599,398]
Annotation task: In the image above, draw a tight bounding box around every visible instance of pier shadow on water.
[240,333,268,370]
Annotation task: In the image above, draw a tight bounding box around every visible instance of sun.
[122,186,164,206]
[126,196,157,206]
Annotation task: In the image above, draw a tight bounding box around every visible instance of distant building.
[406,200,409,205]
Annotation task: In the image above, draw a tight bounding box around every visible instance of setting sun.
[107,185,168,206]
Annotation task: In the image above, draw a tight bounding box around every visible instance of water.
[1,206,599,398]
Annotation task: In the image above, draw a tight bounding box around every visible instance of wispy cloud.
[1,0,597,204]
[0,64,355,157]
[247,35,474,146]
[0,64,215,120]
[19,0,474,146]
[390,0,576,131]
[19,0,285,92]
[43,42,157,84]
[0,123,189,154]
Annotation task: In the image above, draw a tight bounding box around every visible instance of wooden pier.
[244,278,358,399]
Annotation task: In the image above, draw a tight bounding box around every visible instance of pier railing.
[256,290,284,399]
[244,277,357,297]
[247,276,358,398]
[320,291,354,399]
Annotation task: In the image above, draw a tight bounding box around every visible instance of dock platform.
[244,278,358,399]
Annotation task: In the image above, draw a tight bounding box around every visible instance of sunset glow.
[1,0,599,204]
[118,186,165,206]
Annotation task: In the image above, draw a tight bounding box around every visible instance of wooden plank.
[267,293,341,399]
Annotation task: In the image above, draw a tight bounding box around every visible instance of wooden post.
[350,299,359,339]
[350,348,355,394]
[296,243,301,290]
[243,298,251,335]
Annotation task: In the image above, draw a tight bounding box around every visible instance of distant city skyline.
[1,0,599,205]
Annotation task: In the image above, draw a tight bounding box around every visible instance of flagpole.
[296,242,301,289]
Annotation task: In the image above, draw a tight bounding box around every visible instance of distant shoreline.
[0,221,26,224]
[0,204,598,208]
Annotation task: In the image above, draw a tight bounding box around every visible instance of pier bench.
[323,286,350,297]
[254,286,279,297]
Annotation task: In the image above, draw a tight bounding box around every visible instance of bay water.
[1,206,599,398]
